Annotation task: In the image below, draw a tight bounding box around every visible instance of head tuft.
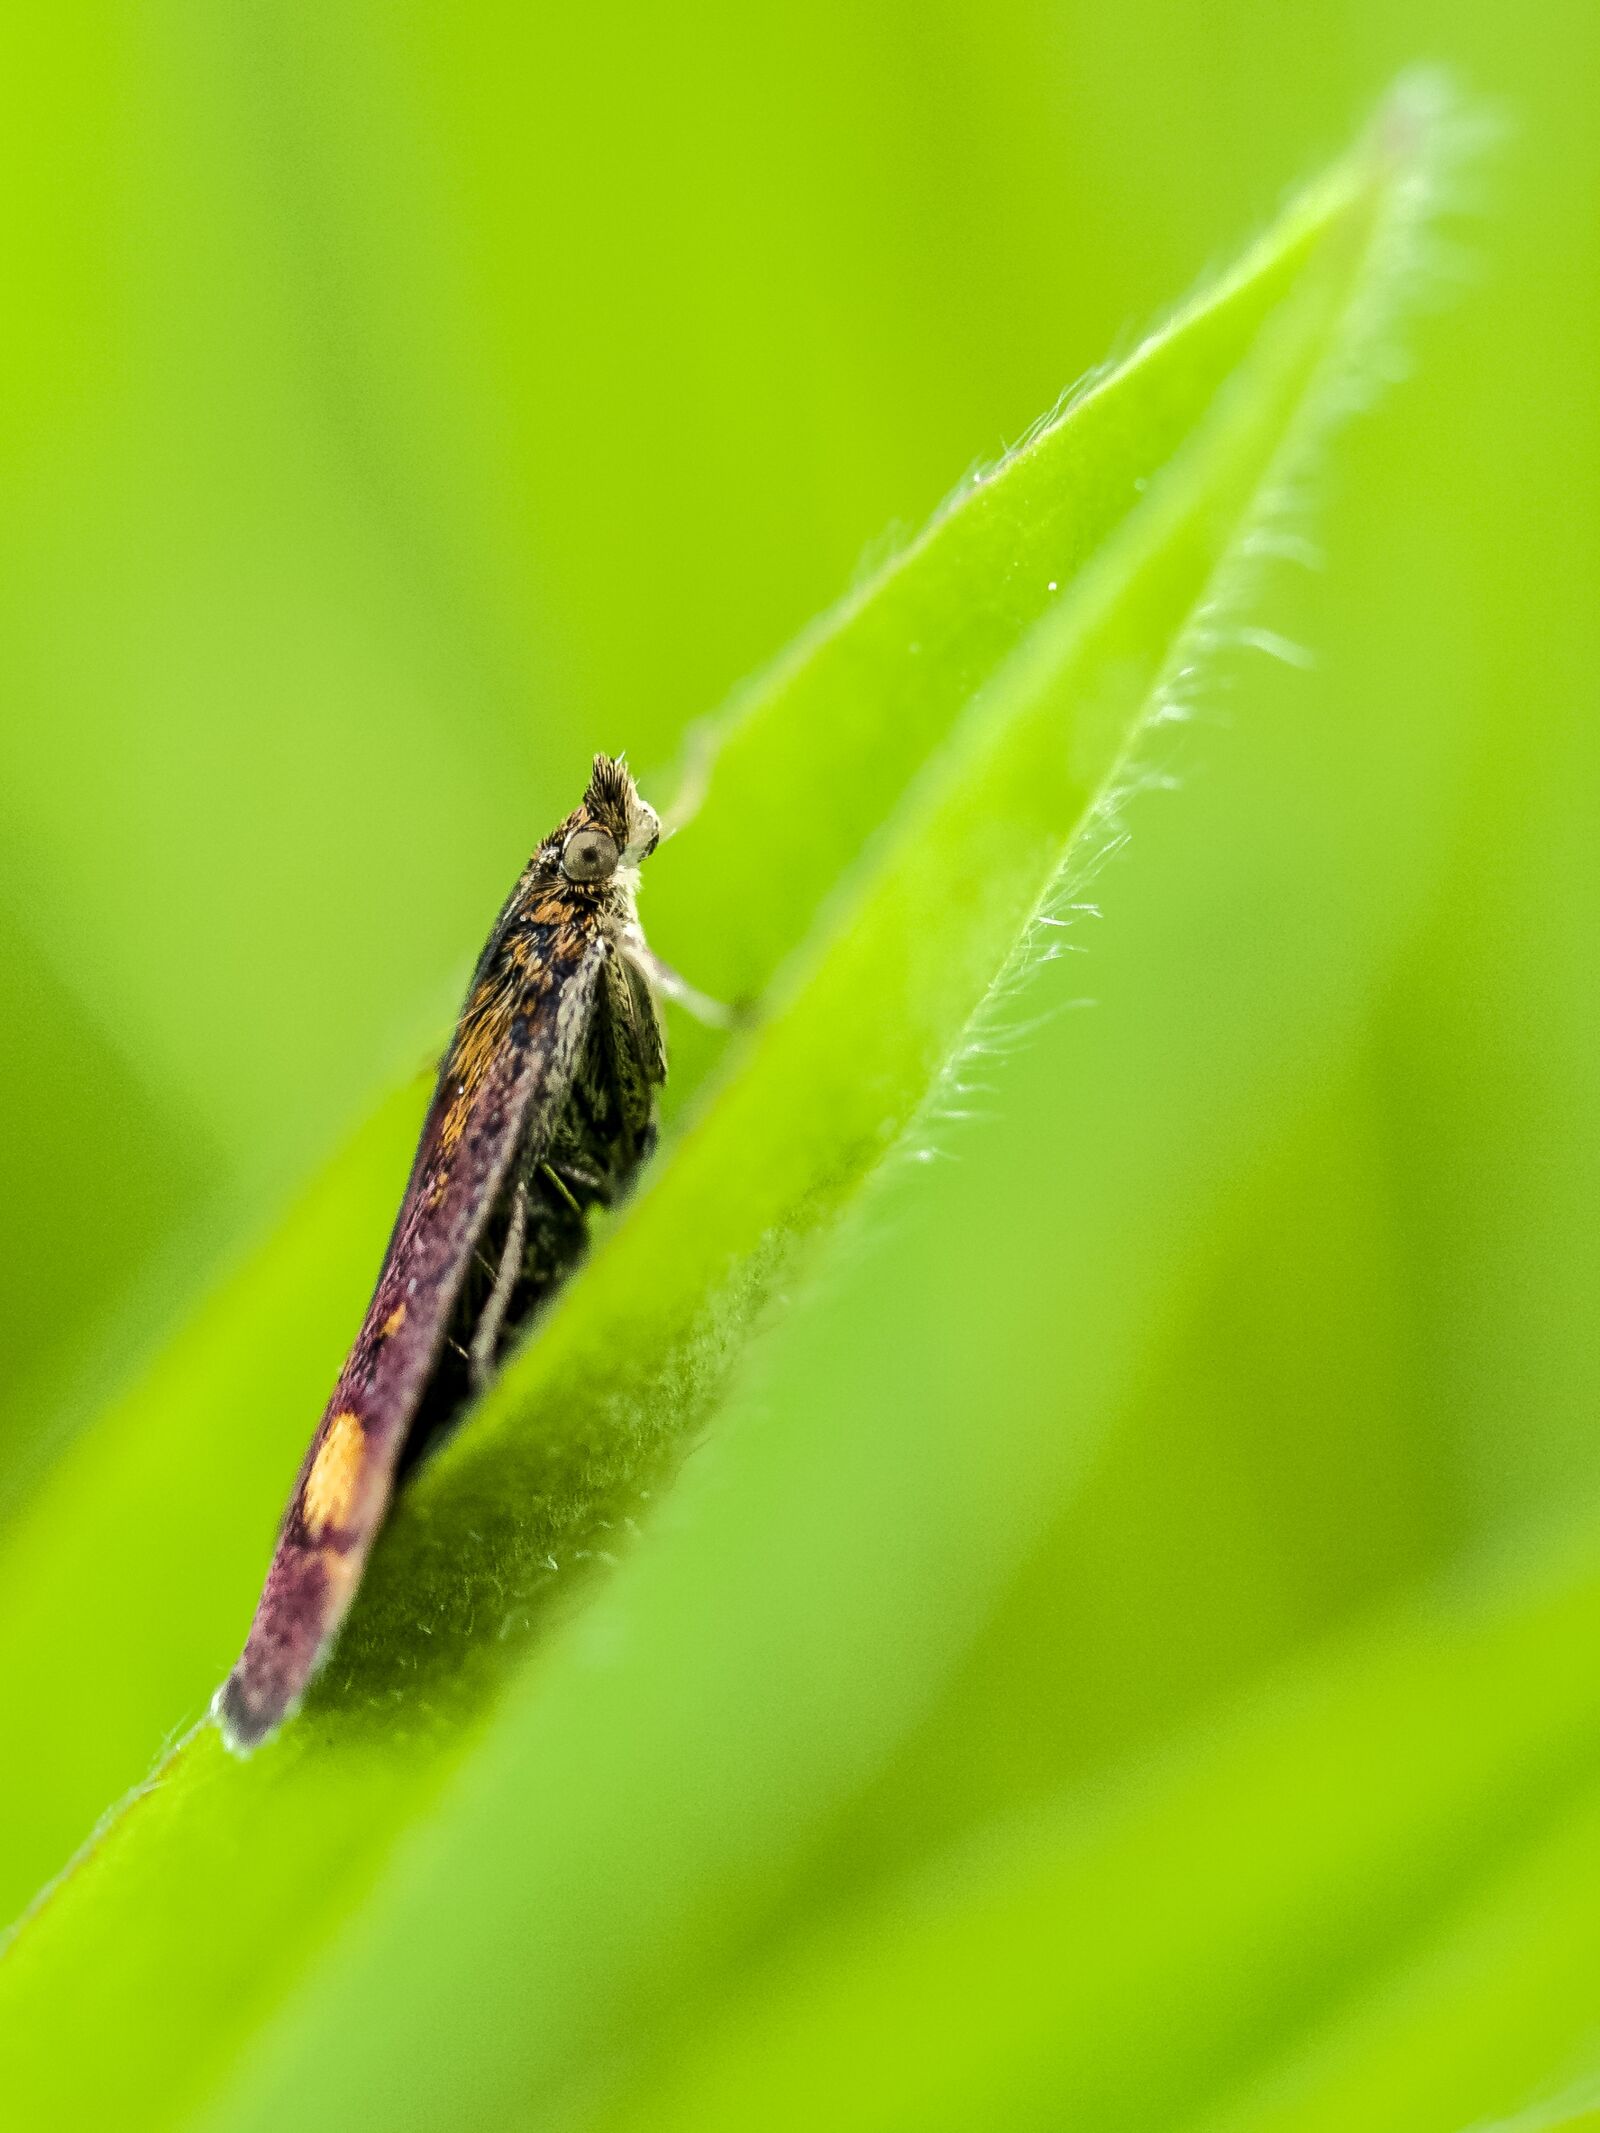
[581,753,660,865]
[585,752,633,817]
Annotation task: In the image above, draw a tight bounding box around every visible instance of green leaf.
[0,86,1450,2131]
[572,1511,1600,2133]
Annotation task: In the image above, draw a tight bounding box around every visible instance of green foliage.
[0,137,1364,1939]
[0,86,1515,2133]
[1,10,1597,2132]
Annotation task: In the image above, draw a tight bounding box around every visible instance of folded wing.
[215,922,607,1751]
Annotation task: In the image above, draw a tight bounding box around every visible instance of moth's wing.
[605,935,669,1146]
[215,931,607,1752]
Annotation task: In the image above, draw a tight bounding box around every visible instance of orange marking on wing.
[380,1302,407,1337]
[302,1409,367,1538]
[441,983,516,1150]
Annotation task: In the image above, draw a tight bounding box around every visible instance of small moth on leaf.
[215,754,712,1753]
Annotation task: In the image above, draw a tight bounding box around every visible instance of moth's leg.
[620,942,737,1030]
[469,1176,529,1391]
[539,1161,582,1215]
[541,1159,613,1209]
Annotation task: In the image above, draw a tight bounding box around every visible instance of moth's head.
[547,753,661,887]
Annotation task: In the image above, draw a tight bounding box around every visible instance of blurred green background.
[0,0,1595,2125]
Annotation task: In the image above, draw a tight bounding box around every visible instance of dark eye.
[561,826,619,882]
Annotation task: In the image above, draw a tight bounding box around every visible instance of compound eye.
[560,825,619,883]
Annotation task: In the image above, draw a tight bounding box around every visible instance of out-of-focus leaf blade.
[582,1514,1600,2133]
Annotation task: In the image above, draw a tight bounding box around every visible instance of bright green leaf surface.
[1194,1772,1600,2133]
[0,0,1595,2124]
[0,95,1440,2133]
[582,1510,1600,2133]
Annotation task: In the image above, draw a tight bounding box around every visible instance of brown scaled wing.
[215,909,609,1752]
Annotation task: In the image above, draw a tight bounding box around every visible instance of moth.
[215,754,707,1753]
